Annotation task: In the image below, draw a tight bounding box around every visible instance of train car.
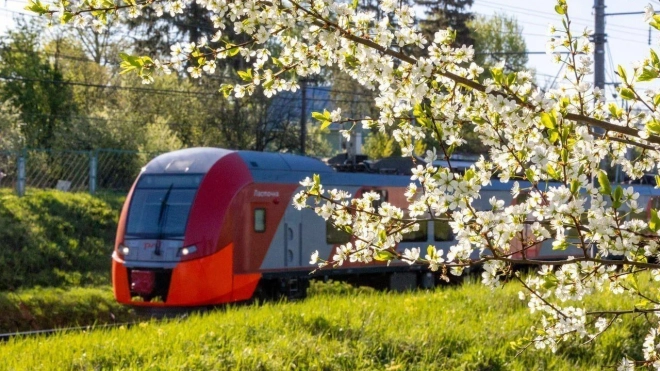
[112,147,660,307]
[112,147,460,307]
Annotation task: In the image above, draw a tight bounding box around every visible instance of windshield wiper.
[155,183,173,256]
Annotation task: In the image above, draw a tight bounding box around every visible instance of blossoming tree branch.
[25,0,660,366]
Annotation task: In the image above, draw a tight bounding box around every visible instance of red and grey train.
[112,147,660,307]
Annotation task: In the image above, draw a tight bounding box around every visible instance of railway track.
[0,322,136,342]
[0,306,214,342]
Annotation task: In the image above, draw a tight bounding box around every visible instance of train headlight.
[120,244,130,256]
[178,245,197,257]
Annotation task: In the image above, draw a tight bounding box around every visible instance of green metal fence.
[0,149,161,196]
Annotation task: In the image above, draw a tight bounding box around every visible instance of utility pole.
[594,0,606,91]
[300,79,307,156]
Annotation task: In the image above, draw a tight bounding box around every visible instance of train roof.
[142,148,233,174]
[144,148,660,195]
[142,147,333,179]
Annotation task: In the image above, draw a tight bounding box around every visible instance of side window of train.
[326,221,351,244]
[254,208,266,233]
[401,217,428,242]
[433,219,453,241]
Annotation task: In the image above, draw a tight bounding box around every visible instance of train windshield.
[125,174,204,239]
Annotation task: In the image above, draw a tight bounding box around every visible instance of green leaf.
[627,274,639,293]
[542,275,558,289]
[597,171,611,195]
[552,241,568,251]
[540,111,557,130]
[413,104,424,117]
[490,68,503,84]
[525,169,535,182]
[646,119,660,135]
[638,68,658,82]
[227,46,240,57]
[548,129,559,144]
[650,19,660,31]
[219,84,234,98]
[506,72,517,86]
[60,12,74,24]
[560,148,568,164]
[352,0,358,9]
[570,179,580,195]
[374,250,395,261]
[651,50,660,69]
[612,185,623,209]
[471,116,486,125]
[618,87,635,101]
[654,94,660,107]
[427,245,435,258]
[464,168,475,181]
[24,0,49,14]
[650,209,660,232]
[547,164,559,180]
[617,65,627,81]
[237,69,252,82]
[417,117,432,127]
[608,103,623,119]
[311,112,326,121]
[312,110,332,130]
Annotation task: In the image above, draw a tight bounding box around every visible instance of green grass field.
[0,279,648,370]
[0,286,135,333]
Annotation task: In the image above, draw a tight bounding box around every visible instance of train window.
[401,219,428,242]
[125,174,203,239]
[326,221,351,244]
[434,220,453,241]
[254,208,266,232]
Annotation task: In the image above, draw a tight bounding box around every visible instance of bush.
[0,189,123,290]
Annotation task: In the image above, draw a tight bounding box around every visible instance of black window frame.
[326,220,351,245]
[124,173,204,239]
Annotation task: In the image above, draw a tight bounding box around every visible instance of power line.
[474,0,650,36]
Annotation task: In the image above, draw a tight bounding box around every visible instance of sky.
[0,0,658,101]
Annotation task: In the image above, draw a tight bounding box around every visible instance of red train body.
[112,148,660,307]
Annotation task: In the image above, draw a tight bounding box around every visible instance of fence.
[0,149,161,196]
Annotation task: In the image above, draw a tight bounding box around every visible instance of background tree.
[417,0,474,47]
[467,13,528,75]
[0,19,78,149]
[0,100,24,150]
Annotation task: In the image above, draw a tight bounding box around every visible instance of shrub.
[0,189,123,290]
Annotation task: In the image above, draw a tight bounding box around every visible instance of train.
[112,147,660,307]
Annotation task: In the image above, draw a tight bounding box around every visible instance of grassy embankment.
[0,279,649,370]
[0,189,133,332]
[0,188,123,290]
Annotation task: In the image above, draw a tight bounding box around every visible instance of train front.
[112,148,252,306]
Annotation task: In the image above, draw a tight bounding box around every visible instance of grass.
[0,279,649,370]
[0,189,123,290]
[0,286,135,333]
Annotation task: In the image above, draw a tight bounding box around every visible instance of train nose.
[130,270,156,297]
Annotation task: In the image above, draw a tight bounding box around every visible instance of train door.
[283,207,302,267]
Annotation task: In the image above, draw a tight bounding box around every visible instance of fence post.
[89,150,97,195]
[17,149,26,197]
